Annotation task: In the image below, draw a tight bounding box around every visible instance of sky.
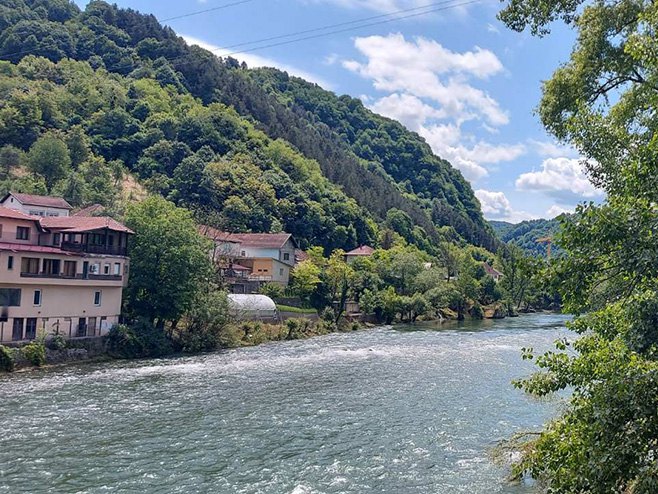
[76,0,604,223]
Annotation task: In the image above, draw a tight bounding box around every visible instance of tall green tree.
[27,133,71,189]
[124,196,212,329]
[500,0,658,490]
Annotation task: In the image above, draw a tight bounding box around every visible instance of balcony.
[247,275,273,282]
[20,272,122,281]
[60,242,128,257]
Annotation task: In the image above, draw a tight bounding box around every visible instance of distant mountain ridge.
[0,0,498,253]
[490,217,565,257]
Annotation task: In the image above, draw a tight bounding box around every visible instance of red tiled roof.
[0,242,81,256]
[198,225,240,243]
[483,263,503,277]
[72,204,105,217]
[0,206,38,221]
[40,216,134,234]
[3,193,72,209]
[295,249,310,262]
[345,245,375,256]
[229,233,294,249]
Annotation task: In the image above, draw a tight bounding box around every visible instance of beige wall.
[0,217,42,245]
[0,284,122,342]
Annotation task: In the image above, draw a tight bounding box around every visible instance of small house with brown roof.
[1,192,72,217]
[344,245,375,264]
[483,262,503,282]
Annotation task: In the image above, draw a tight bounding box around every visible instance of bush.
[22,341,46,367]
[0,345,15,372]
[107,321,174,359]
[259,283,283,298]
[46,333,67,351]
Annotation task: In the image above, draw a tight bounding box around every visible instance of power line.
[160,0,258,23]
[225,0,480,57]
[222,0,464,50]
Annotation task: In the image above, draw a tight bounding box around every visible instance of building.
[344,245,375,264]
[200,227,298,293]
[483,262,504,282]
[1,192,72,217]
[0,200,133,343]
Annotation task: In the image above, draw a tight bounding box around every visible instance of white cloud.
[182,35,334,90]
[546,205,574,218]
[370,93,446,129]
[516,157,602,202]
[528,139,578,158]
[418,123,525,181]
[344,33,507,126]
[475,189,537,222]
[486,23,500,34]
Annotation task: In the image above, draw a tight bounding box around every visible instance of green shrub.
[0,345,15,372]
[107,321,174,359]
[22,341,46,367]
[46,333,67,351]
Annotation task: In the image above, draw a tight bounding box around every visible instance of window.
[16,226,30,240]
[42,259,61,275]
[241,250,246,257]
[63,261,76,277]
[0,288,21,307]
[21,257,39,274]
[103,264,110,275]
[283,253,290,261]
[280,268,284,276]
[89,263,100,274]
[12,318,24,341]
[7,256,13,270]
[52,233,61,246]
[113,263,121,275]
[33,290,41,306]
[94,291,102,306]
[25,318,37,340]
[0,224,3,238]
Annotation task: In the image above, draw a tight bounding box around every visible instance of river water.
[0,314,570,494]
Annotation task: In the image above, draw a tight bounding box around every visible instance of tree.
[124,196,212,328]
[325,250,355,323]
[290,260,322,301]
[499,0,658,490]
[27,133,71,189]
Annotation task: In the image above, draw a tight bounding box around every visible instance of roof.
[295,249,310,263]
[483,263,503,277]
[198,225,240,243]
[0,206,38,222]
[2,192,72,210]
[40,216,134,234]
[0,242,81,256]
[229,233,295,249]
[345,245,375,257]
[72,204,105,217]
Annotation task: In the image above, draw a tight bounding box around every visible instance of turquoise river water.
[0,314,570,493]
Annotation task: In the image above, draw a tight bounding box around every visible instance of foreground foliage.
[500,0,658,490]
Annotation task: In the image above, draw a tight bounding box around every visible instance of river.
[0,314,570,493]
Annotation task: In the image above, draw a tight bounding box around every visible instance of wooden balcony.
[20,272,122,281]
[60,241,128,256]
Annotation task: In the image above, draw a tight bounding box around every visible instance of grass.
[276,305,317,314]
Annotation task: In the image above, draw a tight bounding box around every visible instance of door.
[25,318,37,340]
[82,261,89,278]
[12,318,24,341]
[87,317,97,337]
[77,317,87,337]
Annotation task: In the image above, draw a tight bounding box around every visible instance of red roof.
[72,204,105,217]
[345,245,375,256]
[3,193,72,210]
[198,225,240,243]
[40,216,134,234]
[295,249,310,262]
[0,242,81,256]
[228,233,295,249]
[0,207,38,221]
[483,263,503,277]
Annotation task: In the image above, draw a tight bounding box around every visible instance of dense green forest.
[489,218,564,257]
[0,0,497,254]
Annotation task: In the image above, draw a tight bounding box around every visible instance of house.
[483,262,503,282]
[199,228,298,293]
[1,192,72,217]
[344,245,375,264]
[0,200,133,344]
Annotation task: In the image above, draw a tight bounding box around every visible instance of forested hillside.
[490,218,564,257]
[0,0,497,252]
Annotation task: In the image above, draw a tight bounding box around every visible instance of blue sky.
[76,0,603,222]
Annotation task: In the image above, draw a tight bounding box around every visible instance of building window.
[16,226,30,240]
[33,290,41,306]
[113,263,121,275]
[12,318,24,341]
[21,257,39,274]
[103,263,110,275]
[7,256,13,270]
[241,250,246,257]
[0,288,21,307]
[52,233,61,246]
[280,268,284,276]
[283,253,290,261]
[90,263,100,274]
[63,261,76,277]
[94,291,102,306]
[42,259,61,275]
[0,224,3,238]
[25,318,37,340]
